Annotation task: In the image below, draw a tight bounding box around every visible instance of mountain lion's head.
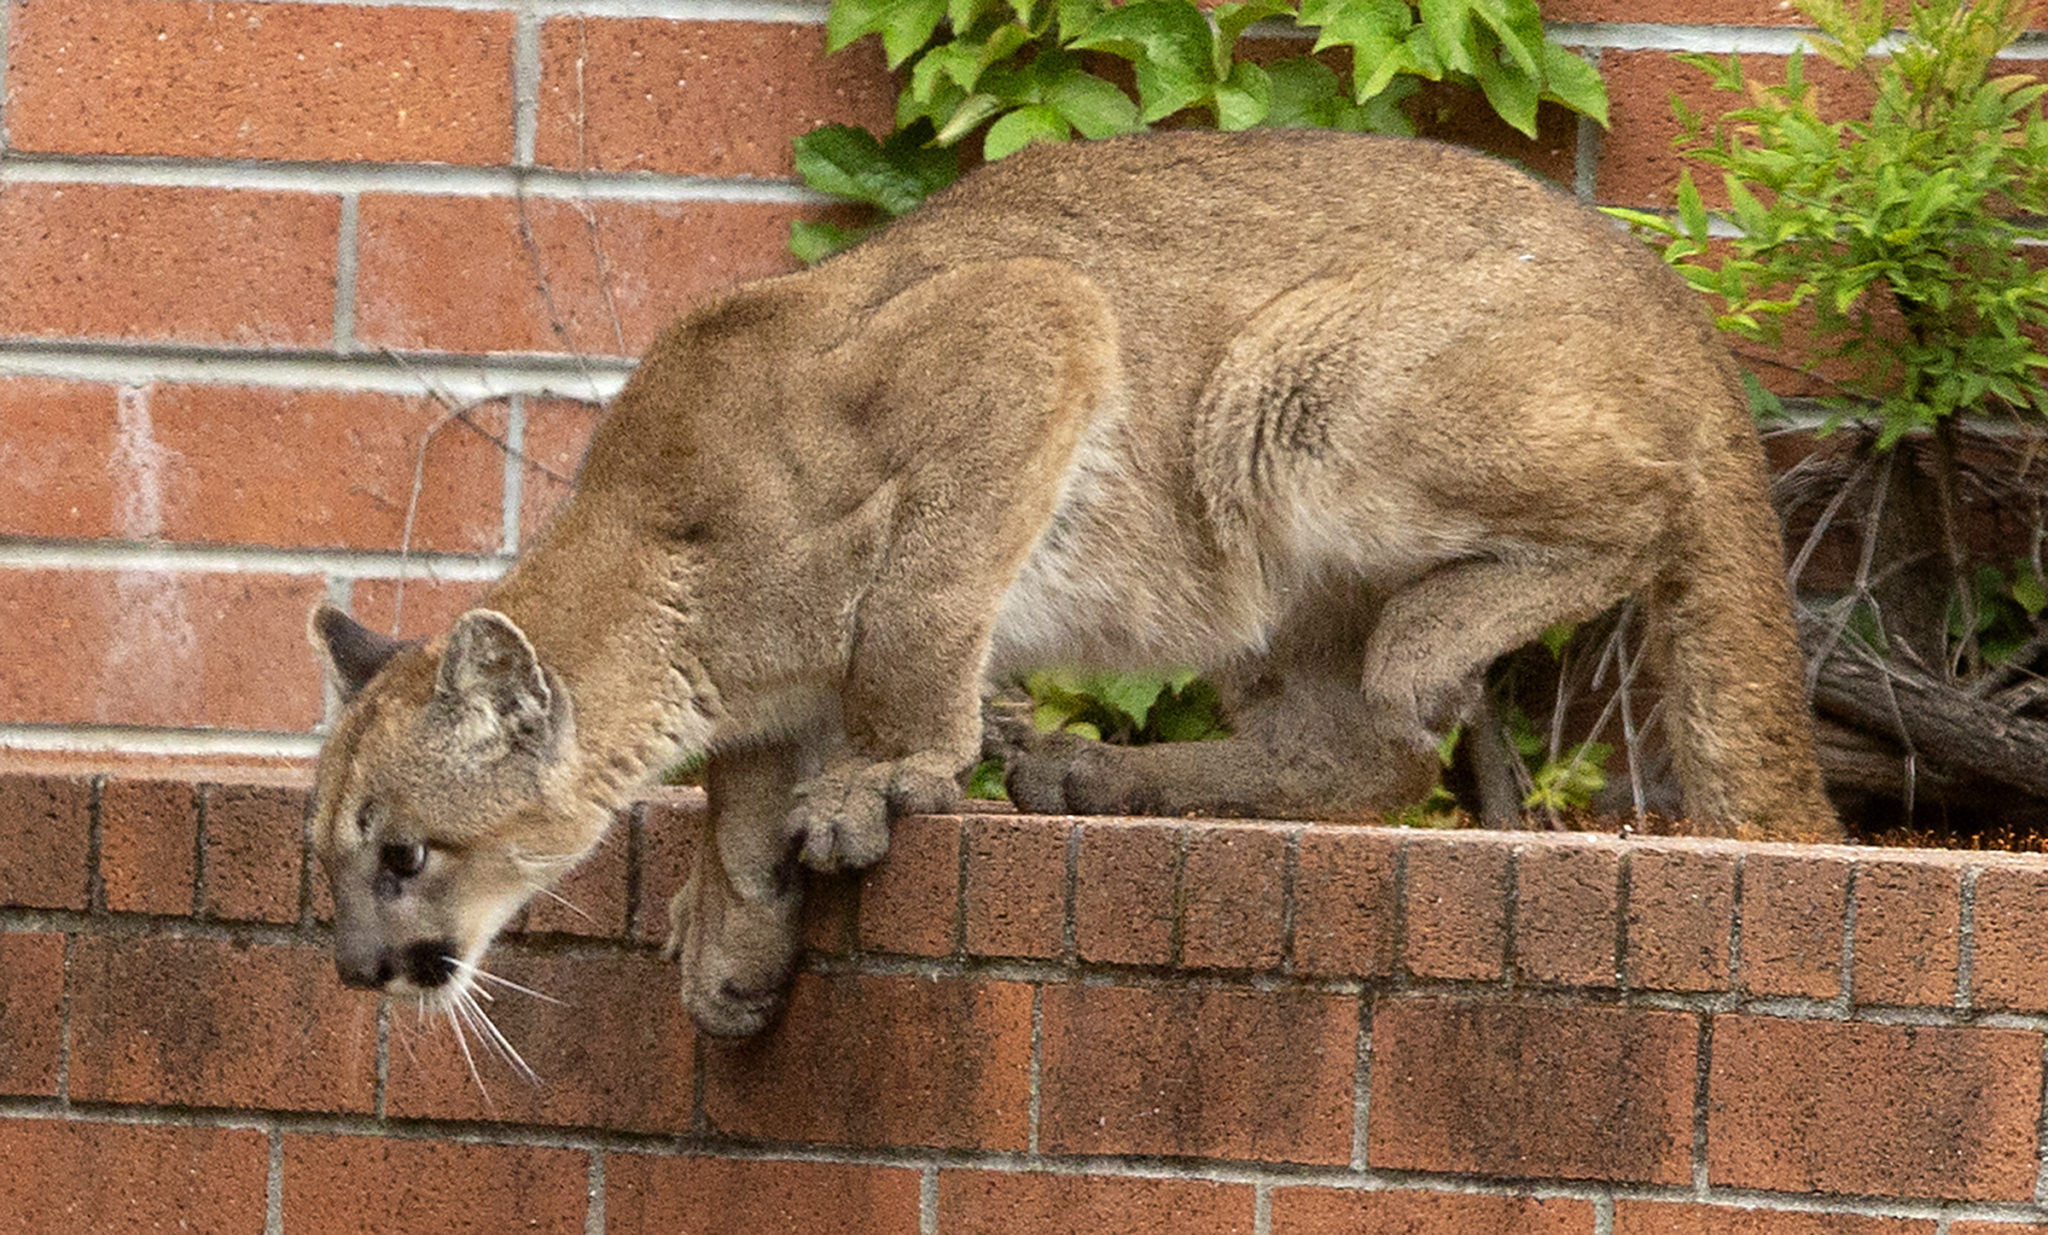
[306,604,596,1004]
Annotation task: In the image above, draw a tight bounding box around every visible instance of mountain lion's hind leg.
[997,667,1440,819]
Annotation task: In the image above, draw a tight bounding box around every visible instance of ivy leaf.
[984,103,1073,158]
[1539,40,1608,125]
[1264,55,1346,126]
[2014,561,2048,617]
[792,123,959,216]
[950,0,993,31]
[932,91,1008,144]
[828,0,949,66]
[789,219,872,263]
[1416,0,1476,76]
[1091,673,1168,731]
[1209,0,1295,79]
[1068,0,1218,122]
[1044,69,1142,138]
[1468,0,1544,82]
[1215,60,1274,129]
[1469,33,1540,137]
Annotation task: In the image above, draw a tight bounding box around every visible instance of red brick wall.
[5,771,2048,1231]
[5,0,2019,758]
[0,0,893,759]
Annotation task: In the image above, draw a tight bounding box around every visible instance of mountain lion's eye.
[380,842,428,878]
[354,801,374,837]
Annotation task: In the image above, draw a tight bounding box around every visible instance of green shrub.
[792,0,1610,257]
[1605,0,2048,446]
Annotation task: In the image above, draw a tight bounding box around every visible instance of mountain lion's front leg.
[665,741,810,1036]
[782,258,1117,874]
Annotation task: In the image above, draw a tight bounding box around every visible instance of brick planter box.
[4,769,2047,1232]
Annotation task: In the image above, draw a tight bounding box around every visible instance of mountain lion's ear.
[434,609,556,756]
[310,603,408,700]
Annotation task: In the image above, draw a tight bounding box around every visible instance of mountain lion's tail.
[1651,401,1841,840]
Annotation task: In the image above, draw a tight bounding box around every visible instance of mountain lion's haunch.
[307,130,1840,1038]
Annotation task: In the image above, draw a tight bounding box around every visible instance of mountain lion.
[308,129,1840,1037]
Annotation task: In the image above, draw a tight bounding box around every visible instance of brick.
[0,569,328,732]
[69,935,378,1112]
[0,1122,267,1235]
[859,813,960,956]
[1613,1203,1933,1234]
[964,814,1069,959]
[354,195,810,357]
[634,792,704,946]
[1039,984,1357,1164]
[1625,846,1736,992]
[0,183,337,345]
[146,386,509,554]
[1073,820,1177,966]
[1368,997,1695,1185]
[1971,863,2048,1012]
[1707,1015,2042,1200]
[201,782,307,923]
[7,1,514,164]
[0,933,65,1096]
[518,398,602,542]
[1740,851,1848,1000]
[0,773,90,909]
[939,1172,1255,1235]
[284,1135,586,1234]
[520,817,631,937]
[535,19,894,178]
[609,1157,921,1235]
[1852,860,1962,1007]
[99,778,199,916]
[1292,826,1400,978]
[1543,0,1806,24]
[1404,833,1510,980]
[0,378,123,540]
[0,383,502,552]
[387,951,692,1130]
[703,972,1032,1151]
[1515,840,1620,987]
[350,576,497,643]
[801,861,863,956]
[1181,823,1290,970]
[1272,1188,1594,1234]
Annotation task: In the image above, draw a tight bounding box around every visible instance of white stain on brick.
[101,385,196,721]
[110,384,171,540]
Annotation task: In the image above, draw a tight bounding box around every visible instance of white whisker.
[444,1001,493,1110]
[449,958,567,1006]
[532,884,596,924]
[461,988,540,1086]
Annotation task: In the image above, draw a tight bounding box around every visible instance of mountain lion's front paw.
[667,875,795,1037]
[786,754,961,873]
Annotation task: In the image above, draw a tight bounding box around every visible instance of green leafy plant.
[1954,557,2048,666]
[1024,667,1228,743]
[1605,0,2048,447]
[792,0,1609,257]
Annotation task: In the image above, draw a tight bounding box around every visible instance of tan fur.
[308,130,1839,1036]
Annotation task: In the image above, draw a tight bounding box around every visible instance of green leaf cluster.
[1504,703,1611,814]
[1605,0,2048,446]
[794,0,1609,256]
[1024,668,1229,743]
[1953,557,2048,665]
